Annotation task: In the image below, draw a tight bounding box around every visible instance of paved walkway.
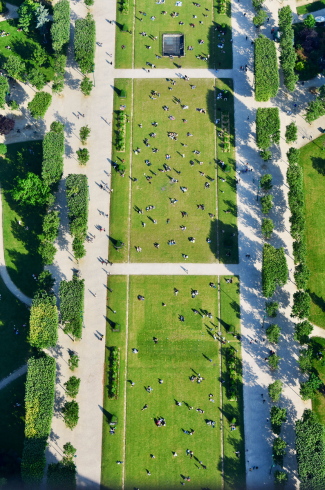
[0,364,27,391]
[110,262,239,275]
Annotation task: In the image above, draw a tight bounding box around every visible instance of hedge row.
[51,0,70,53]
[47,461,76,490]
[21,355,56,486]
[109,347,119,398]
[74,13,96,74]
[66,174,89,259]
[29,291,58,349]
[226,347,238,400]
[262,243,288,298]
[59,276,85,339]
[0,75,9,109]
[42,125,65,186]
[254,35,279,101]
[278,6,298,92]
[256,107,280,151]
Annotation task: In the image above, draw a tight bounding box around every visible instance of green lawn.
[297,0,325,14]
[0,19,55,82]
[0,141,44,298]
[115,0,135,68]
[130,78,217,263]
[213,0,233,69]
[0,374,26,489]
[311,337,325,423]
[109,79,132,263]
[220,276,245,490]
[299,135,325,329]
[216,78,238,263]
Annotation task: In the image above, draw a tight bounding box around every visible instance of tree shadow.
[310,155,325,176]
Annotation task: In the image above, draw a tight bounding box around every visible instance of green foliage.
[278,6,298,92]
[29,292,58,349]
[47,460,76,490]
[272,437,287,466]
[304,13,316,28]
[266,301,279,317]
[11,172,50,206]
[252,0,265,9]
[260,149,272,161]
[32,44,47,66]
[256,107,280,150]
[253,36,279,102]
[74,13,96,74]
[285,122,298,143]
[39,240,56,265]
[0,76,9,109]
[253,9,268,27]
[42,126,65,186]
[50,121,65,134]
[261,194,273,214]
[84,0,94,6]
[21,355,56,486]
[266,323,281,343]
[305,97,325,124]
[295,61,305,72]
[295,409,325,484]
[42,211,60,242]
[62,401,79,430]
[51,0,70,52]
[64,376,80,399]
[291,291,311,319]
[262,244,288,298]
[68,353,79,371]
[300,373,322,400]
[59,277,85,339]
[293,236,307,265]
[28,91,52,119]
[36,4,49,30]
[72,237,86,259]
[269,353,281,370]
[28,68,46,90]
[274,471,288,487]
[294,262,311,290]
[52,74,64,94]
[80,76,93,95]
[4,54,25,80]
[18,0,37,33]
[9,99,19,110]
[268,380,283,402]
[260,173,273,191]
[109,346,120,398]
[54,54,67,75]
[261,218,274,239]
[66,174,89,259]
[294,320,313,344]
[80,125,91,144]
[37,270,55,293]
[298,347,313,374]
[63,442,77,461]
[287,147,300,165]
[76,148,89,165]
[271,406,287,435]
[0,143,7,155]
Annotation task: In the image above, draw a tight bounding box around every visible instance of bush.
[29,292,58,349]
[80,76,93,96]
[261,194,273,214]
[0,76,9,109]
[278,6,298,92]
[266,324,281,343]
[51,0,70,52]
[298,347,313,374]
[266,301,279,317]
[271,406,287,435]
[28,68,46,90]
[256,107,280,150]
[59,277,84,339]
[42,125,65,186]
[74,13,96,74]
[80,125,91,144]
[305,96,325,124]
[64,376,80,398]
[76,148,89,165]
[294,320,313,344]
[255,36,279,101]
[39,240,56,265]
[0,143,7,155]
[291,291,311,319]
[52,74,64,94]
[253,9,268,26]
[304,13,316,28]
[294,262,311,290]
[11,172,50,206]
[274,470,288,487]
[84,0,94,6]
[262,244,288,298]
[37,270,55,293]
[268,380,283,402]
[260,173,273,191]
[47,460,76,490]
[0,115,15,135]
[260,149,272,161]
[68,353,79,371]
[273,437,287,466]
[269,353,281,370]
[66,174,89,259]
[9,99,19,110]
[4,54,25,79]
[62,401,79,430]
[39,210,60,264]
[261,218,274,239]
[27,91,52,119]
[285,122,297,143]
[293,236,307,265]
[21,355,56,486]
[300,373,322,400]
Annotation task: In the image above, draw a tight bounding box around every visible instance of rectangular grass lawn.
[299,136,325,329]
[130,78,217,263]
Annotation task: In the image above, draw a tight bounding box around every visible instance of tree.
[260,174,273,191]
[9,100,19,110]
[293,237,307,265]
[261,218,274,239]
[253,8,268,26]
[287,147,300,165]
[51,0,70,52]
[274,470,288,487]
[294,262,311,290]
[36,4,49,29]
[269,353,281,370]
[266,324,281,343]
[4,54,25,80]
[17,0,37,32]
[84,0,94,6]
[294,320,313,344]
[262,244,288,298]
[28,91,52,119]
[63,442,76,463]
[64,376,81,398]
[37,270,55,293]
[62,401,79,430]
[261,194,273,214]
[39,240,57,265]
[266,301,279,317]
[0,76,9,109]
[291,291,311,319]
[271,406,287,435]
[305,97,325,124]
[298,347,313,374]
[28,68,46,90]
[32,45,47,66]
[80,76,93,95]
[11,173,50,206]
[76,148,89,165]
[300,373,322,400]
[29,292,58,349]
[0,143,7,155]
[268,380,283,402]
[68,353,79,371]
[273,437,287,466]
[72,237,86,259]
[42,211,60,242]
[50,121,65,134]
[304,13,316,28]
[252,0,265,9]
[80,125,91,144]
[52,75,64,94]
[0,115,15,135]
[260,149,272,161]
[285,122,298,143]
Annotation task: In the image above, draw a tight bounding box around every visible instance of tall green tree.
[11,173,50,206]
[291,291,311,319]
[0,75,9,109]
[271,407,287,435]
[3,55,25,80]
[36,4,49,29]
[294,320,313,344]
[17,0,37,32]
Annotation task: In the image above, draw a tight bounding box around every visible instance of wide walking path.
[0,364,27,391]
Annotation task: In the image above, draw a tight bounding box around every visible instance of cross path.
[110,263,239,275]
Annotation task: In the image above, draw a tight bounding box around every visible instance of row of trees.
[29,287,58,349]
[66,174,89,259]
[59,276,85,339]
[255,35,279,101]
[252,0,268,27]
[51,0,70,94]
[278,6,298,92]
[305,84,325,123]
[74,13,96,75]
[262,244,288,298]
[256,107,280,160]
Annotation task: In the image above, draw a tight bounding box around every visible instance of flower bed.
[109,347,120,399]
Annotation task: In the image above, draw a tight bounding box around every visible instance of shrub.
[266,324,281,343]
[28,92,52,119]
[294,262,311,290]
[261,194,273,214]
[300,373,322,400]
[37,270,55,293]
[269,353,281,370]
[273,437,286,466]
[266,301,279,317]
[80,76,93,96]
[285,122,297,143]
[261,218,274,239]
[64,376,81,398]
[274,470,288,487]
[68,353,79,371]
[62,401,79,430]
[76,148,89,165]
[268,380,283,402]
[9,99,19,110]
[294,320,313,344]
[0,76,9,109]
[278,6,298,92]
[260,149,272,161]
[11,172,50,206]
[262,244,288,298]
[29,292,58,349]
[256,107,280,150]
[84,0,94,6]
[51,0,70,52]
[0,115,15,135]
[304,13,316,28]
[59,277,84,339]
[271,406,287,435]
[66,174,89,259]
[0,143,7,155]
[255,36,279,101]
[47,460,76,490]
[4,54,25,79]
[39,240,56,265]
[18,0,37,32]
[72,237,86,259]
[80,125,91,144]
[291,291,311,319]
[293,236,307,265]
[253,9,268,26]
[305,97,325,123]
[28,68,46,90]
[260,173,273,191]
[74,13,96,74]
[298,347,313,374]
[21,355,56,486]
[52,75,64,94]
[40,210,60,246]
[42,125,65,186]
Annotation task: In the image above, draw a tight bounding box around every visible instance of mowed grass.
[299,135,325,328]
[131,78,217,263]
[216,79,238,264]
[296,0,325,14]
[125,276,222,490]
[101,276,128,490]
[220,276,245,490]
[109,79,133,263]
[311,337,325,423]
[115,0,135,68]
[213,0,233,69]
[0,141,44,297]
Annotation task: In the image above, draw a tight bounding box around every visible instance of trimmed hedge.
[51,0,70,53]
[255,35,279,101]
[278,6,298,92]
[74,13,96,74]
[47,461,76,490]
[21,355,56,486]
[29,292,58,349]
[66,174,89,259]
[28,92,52,119]
[256,107,280,151]
[262,243,288,298]
[59,276,84,339]
[42,128,65,186]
